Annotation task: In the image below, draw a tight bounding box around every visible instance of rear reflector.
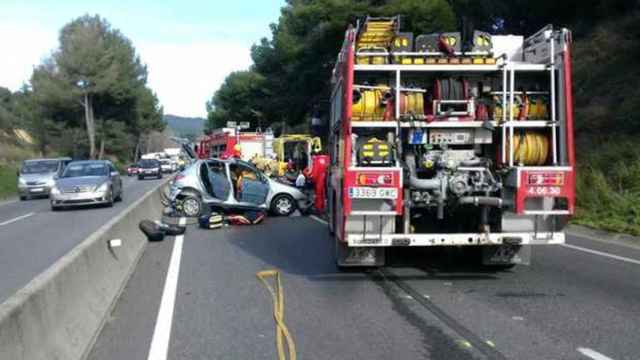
[357,172,393,186]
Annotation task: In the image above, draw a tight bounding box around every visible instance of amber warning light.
[357,173,393,186]
[528,172,564,186]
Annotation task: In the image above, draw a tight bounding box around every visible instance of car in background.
[126,163,140,176]
[17,158,72,200]
[137,159,162,180]
[168,158,310,217]
[159,159,174,173]
[50,160,123,210]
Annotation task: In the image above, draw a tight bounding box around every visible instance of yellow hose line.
[257,270,297,360]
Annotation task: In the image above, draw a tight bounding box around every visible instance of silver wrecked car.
[168,158,310,217]
[50,160,123,210]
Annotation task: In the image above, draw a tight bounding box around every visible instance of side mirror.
[111,171,119,178]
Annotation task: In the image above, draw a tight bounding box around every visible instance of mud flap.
[336,237,385,267]
[482,245,531,266]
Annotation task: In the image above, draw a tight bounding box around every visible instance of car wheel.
[138,175,143,180]
[181,194,202,217]
[115,190,123,202]
[158,173,162,179]
[20,195,27,201]
[51,203,59,211]
[271,194,296,216]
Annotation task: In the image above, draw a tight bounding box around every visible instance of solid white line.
[577,347,615,360]
[0,212,35,226]
[147,218,186,360]
[561,243,640,266]
[310,215,328,225]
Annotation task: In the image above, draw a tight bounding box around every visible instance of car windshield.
[139,160,159,168]
[21,161,59,174]
[61,163,108,178]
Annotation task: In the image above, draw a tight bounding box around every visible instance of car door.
[233,163,269,207]
[204,160,231,203]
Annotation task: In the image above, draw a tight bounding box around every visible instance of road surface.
[87,215,640,360]
[0,176,164,303]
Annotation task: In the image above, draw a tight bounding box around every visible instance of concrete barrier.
[0,180,168,360]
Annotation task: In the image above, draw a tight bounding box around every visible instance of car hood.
[20,173,56,184]
[268,178,307,200]
[56,176,108,190]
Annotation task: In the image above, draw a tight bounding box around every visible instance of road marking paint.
[456,340,473,349]
[0,212,34,226]
[562,243,640,266]
[0,199,18,207]
[309,215,328,225]
[147,218,186,360]
[486,340,495,348]
[512,316,524,321]
[577,347,615,360]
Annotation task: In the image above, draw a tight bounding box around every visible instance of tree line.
[206,0,636,132]
[0,15,164,161]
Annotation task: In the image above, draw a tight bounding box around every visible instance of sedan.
[138,159,163,180]
[50,160,123,210]
[168,158,310,217]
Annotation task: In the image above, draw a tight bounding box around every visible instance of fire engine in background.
[196,127,274,161]
[327,17,575,268]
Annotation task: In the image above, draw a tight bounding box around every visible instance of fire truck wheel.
[271,194,295,216]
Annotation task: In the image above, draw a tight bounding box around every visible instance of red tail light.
[356,172,393,186]
[174,174,186,181]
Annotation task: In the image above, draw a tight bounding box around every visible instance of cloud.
[138,41,252,118]
[0,21,57,90]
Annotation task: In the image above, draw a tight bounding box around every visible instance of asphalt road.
[0,175,164,304]
[88,215,640,360]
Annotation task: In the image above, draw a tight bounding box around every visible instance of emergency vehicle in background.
[196,127,274,161]
[327,17,575,268]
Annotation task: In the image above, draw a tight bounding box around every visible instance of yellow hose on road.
[257,270,297,360]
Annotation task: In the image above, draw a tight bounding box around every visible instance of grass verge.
[0,164,19,200]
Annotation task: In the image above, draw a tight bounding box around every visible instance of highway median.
[0,178,169,360]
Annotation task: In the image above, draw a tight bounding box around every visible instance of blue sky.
[0,0,285,117]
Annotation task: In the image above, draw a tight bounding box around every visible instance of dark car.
[127,163,139,176]
[137,159,162,180]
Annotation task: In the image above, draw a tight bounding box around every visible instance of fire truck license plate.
[349,187,398,199]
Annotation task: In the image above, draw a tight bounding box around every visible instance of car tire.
[20,195,27,201]
[138,175,143,180]
[51,204,59,211]
[181,193,203,217]
[115,190,123,202]
[158,173,162,179]
[271,194,296,216]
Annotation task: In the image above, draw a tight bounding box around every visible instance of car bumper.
[18,186,51,197]
[50,191,110,207]
[138,171,160,177]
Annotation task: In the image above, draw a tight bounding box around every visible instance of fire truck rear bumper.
[346,232,565,247]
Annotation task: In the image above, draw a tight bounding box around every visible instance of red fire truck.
[196,128,274,161]
[327,17,575,268]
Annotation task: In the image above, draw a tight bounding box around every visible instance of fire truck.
[196,128,274,161]
[327,17,575,268]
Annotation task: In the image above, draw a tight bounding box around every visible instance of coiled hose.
[506,132,549,166]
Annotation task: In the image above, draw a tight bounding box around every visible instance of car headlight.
[46,178,56,187]
[18,178,26,186]
[96,183,109,193]
[51,186,60,195]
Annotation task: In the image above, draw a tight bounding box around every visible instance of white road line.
[0,212,35,226]
[310,215,328,225]
[561,243,640,266]
[147,218,186,360]
[0,199,18,207]
[577,347,615,360]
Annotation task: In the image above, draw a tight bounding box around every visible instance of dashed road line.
[577,347,615,360]
[147,218,186,360]
[0,212,35,227]
[562,243,640,266]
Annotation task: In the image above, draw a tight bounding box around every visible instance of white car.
[159,159,173,173]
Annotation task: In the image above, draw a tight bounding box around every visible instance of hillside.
[164,114,206,140]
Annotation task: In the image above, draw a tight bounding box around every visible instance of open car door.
[230,162,269,207]
[199,160,231,203]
